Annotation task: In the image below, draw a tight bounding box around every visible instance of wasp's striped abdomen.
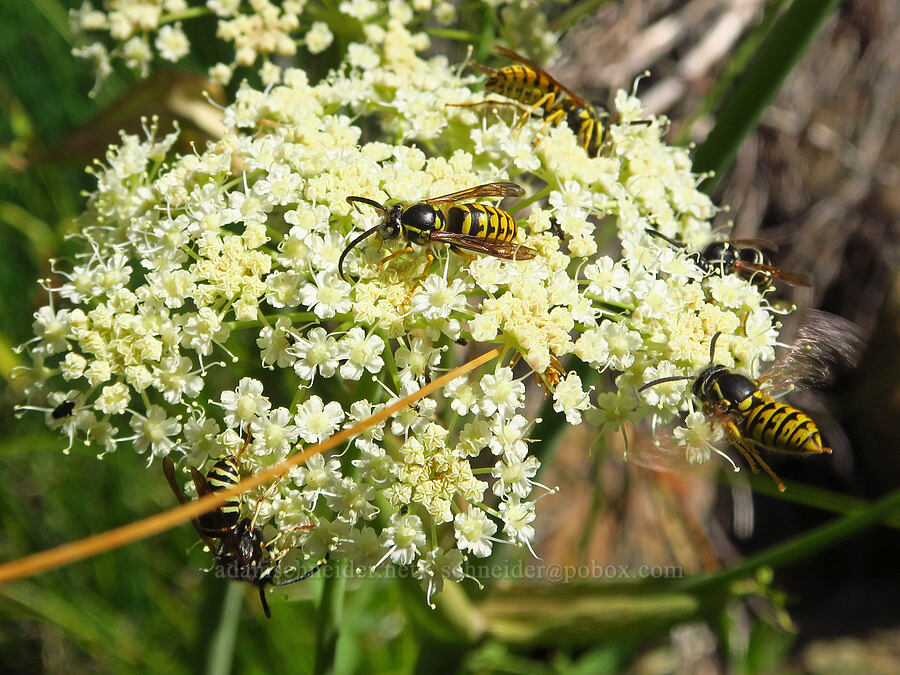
[199,456,242,535]
[737,392,826,454]
[484,65,558,113]
[446,204,518,242]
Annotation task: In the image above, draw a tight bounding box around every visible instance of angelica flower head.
[20,8,787,607]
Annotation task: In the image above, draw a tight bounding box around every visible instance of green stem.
[738,473,900,531]
[204,582,242,675]
[381,333,403,394]
[679,487,900,593]
[508,185,551,216]
[313,560,345,675]
[227,312,316,331]
[675,0,790,146]
[426,28,482,42]
[160,7,213,24]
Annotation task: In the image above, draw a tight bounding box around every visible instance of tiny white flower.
[492,446,540,498]
[414,546,465,608]
[336,328,385,381]
[299,271,352,319]
[129,405,181,460]
[219,377,271,428]
[410,275,468,320]
[453,508,497,558]
[552,372,593,424]
[257,317,296,368]
[291,327,339,382]
[295,395,344,444]
[498,496,537,554]
[377,512,426,567]
[478,367,525,418]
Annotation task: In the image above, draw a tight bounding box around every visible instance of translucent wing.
[765,310,864,391]
[732,260,812,286]
[427,231,537,260]
[729,238,778,251]
[423,182,524,205]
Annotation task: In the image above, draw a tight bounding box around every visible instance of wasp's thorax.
[693,241,769,277]
[692,364,758,409]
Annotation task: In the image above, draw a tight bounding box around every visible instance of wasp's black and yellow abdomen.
[561,100,603,157]
[483,64,558,114]
[198,455,242,535]
[447,204,518,242]
[739,393,825,454]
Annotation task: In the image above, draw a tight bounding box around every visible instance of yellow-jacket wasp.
[462,47,643,158]
[639,312,863,491]
[163,434,324,617]
[339,181,537,286]
[647,229,812,290]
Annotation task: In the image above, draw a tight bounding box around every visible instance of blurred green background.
[1,1,898,673]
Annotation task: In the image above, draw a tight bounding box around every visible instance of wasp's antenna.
[645,229,685,249]
[258,586,272,618]
[638,375,693,393]
[346,195,387,215]
[338,220,386,283]
[709,331,722,363]
[269,555,328,587]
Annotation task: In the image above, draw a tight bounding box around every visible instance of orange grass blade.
[0,348,502,584]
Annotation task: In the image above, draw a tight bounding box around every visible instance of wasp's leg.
[448,245,478,260]
[534,108,566,145]
[724,422,786,492]
[514,92,556,132]
[402,250,435,305]
[377,245,414,270]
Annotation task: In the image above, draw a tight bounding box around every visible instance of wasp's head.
[376,203,404,241]
[692,364,727,400]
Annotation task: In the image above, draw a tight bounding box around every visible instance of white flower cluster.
[69,0,557,95]
[19,19,785,602]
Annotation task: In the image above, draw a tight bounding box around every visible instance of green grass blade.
[205,582,243,675]
[675,0,789,146]
[693,0,841,193]
[549,0,614,34]
[313,560,345,675]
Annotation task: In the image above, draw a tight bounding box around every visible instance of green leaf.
[693,0,841,193]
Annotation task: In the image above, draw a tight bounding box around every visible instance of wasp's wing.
[493,46,589,106]
[188,465,236,536]
[163,457,190,505]
[733,260,812,286]
[424,182,524,205]
[428,231,537,260]
[766,310,864,391]
[163,458,219,549]
[189,465,214,496]
[729,238,779,251]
